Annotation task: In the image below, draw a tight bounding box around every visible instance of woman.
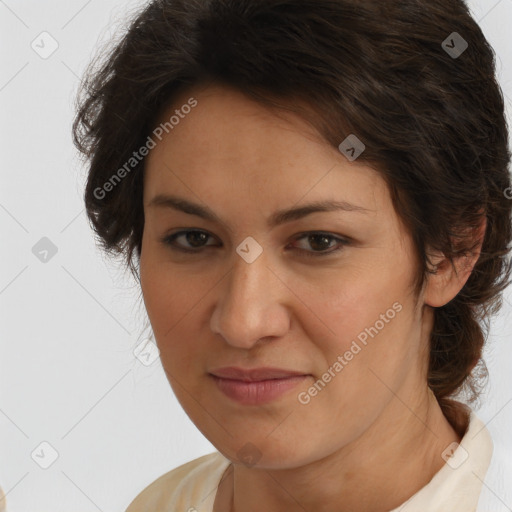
[73,0,511,510]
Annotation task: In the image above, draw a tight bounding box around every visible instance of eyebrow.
[147,194,372,230]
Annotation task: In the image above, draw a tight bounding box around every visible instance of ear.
[424,216,487,308]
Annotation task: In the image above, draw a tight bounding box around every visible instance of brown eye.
[160,229,349,258]
[289,232,349,258]
[161,230,218,252]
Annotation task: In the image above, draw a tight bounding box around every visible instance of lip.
[208,367,311,405]
[209,366,309,381]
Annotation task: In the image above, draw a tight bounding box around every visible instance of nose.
[210,247,291,349]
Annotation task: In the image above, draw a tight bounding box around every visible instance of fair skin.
[139,83,484,512]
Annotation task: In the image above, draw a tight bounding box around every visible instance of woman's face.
[140,83,429,468]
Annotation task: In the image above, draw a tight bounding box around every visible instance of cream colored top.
[0,486,5,512]
[126,411,494,512]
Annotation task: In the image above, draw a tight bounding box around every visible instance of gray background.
[0,0,511,510]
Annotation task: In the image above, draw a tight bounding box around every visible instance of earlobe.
[424,217,487,308]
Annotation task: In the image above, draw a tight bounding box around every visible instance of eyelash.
[160,230,349,258]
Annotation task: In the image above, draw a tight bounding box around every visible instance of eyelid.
[289,232,350,258]
[161,229,219,252]
[161,229,350,256]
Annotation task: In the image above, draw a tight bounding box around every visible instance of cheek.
[140,244,199,333]
[309,267,405,344]
[300,264,415,401]
[139,258,217,379]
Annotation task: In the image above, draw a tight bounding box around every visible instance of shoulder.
[477,435,512,511]
[0,485,5,512]
[125,451,231,512]
[462,409,512,511]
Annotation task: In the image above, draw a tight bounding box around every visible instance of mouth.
[208,367,311,405]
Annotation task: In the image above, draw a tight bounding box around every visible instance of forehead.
[143,83,388,216]
[149,82,326,163]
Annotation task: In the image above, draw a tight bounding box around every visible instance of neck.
[215,388,462,512]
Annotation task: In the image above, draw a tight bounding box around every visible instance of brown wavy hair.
[73,0,512,429]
